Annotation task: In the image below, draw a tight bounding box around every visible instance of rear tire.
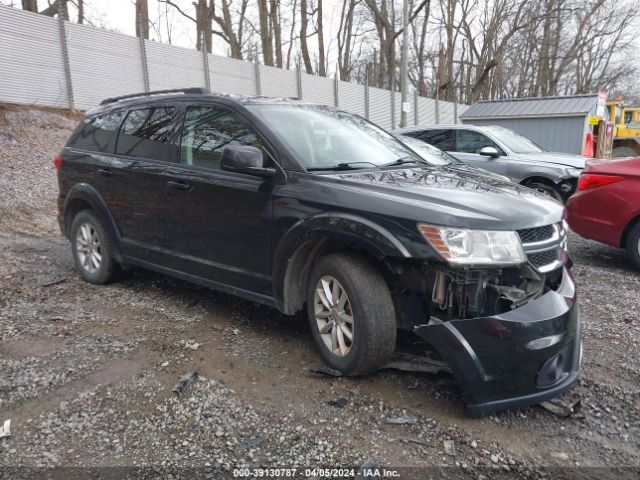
[625,223,640,271]
[70,210,117,284]
[306,253,397,376]
[612,147,638,158]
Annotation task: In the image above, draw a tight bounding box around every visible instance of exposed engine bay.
[389,260,565,328]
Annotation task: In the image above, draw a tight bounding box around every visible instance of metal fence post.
[201,33,211,91]
[334,73,339,108]
[57,4,74,109]
[390,87,395,129]
[435,94,440,124]
[296,64,303,100]
[453,97,458,123]
[364,68,370,120]
[414,90,419,125]
[138,17,150,93]
[254,60,261,95]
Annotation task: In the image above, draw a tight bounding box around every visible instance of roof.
[87,89,329,116]
[460,94,599,120]
[393,124,499,133]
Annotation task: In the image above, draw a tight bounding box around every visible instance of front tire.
[70,210,117,284]
[306,253,396,376]
[625,223,640,270]
[524,180,563,203]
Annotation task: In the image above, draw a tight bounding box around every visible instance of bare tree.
[21,0,37,12]
[135,0,149,39]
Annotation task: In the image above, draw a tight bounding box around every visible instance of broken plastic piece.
[242,434,267,449]
[540,397,581,417]
[443,439,456,456]
[327,398,348,408]
[41,277,66,287]
[309,367,343,377]
[0,419,11,439]
[386,415,417,425]
[172,371,198,396]
[383,352,452,374]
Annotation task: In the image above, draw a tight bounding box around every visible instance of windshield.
[246,104,423,170]
[397,135,460,165]
[483,126,543,154]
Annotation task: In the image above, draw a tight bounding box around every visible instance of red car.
[567,157,640,269]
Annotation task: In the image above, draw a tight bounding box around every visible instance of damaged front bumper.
[414,266,581,416]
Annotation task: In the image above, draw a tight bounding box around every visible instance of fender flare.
[272,212,412,310]
[63,183,123,262]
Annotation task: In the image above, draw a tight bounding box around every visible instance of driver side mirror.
[479,146,500,158]
[221,145,275,177]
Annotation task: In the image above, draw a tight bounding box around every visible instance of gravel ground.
[0,105,639,479]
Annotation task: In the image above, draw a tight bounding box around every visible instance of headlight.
[418,224,526,266]
[566,168,582,177]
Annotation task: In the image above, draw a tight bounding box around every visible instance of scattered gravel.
[1,104,639,478]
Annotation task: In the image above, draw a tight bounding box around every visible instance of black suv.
[56,88,581,415]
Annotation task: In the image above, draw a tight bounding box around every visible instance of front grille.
[517,225,554,244]
[528,250,560,269]
[518,223,566,273]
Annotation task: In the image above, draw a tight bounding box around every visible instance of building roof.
[460,94,599,119]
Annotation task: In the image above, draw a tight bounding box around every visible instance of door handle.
[167,181,192,191]
[98,168,112,177]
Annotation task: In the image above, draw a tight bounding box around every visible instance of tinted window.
[67,110,125,152]
[407,129,454,151]
[115,107,176,161]
[456,130,500,154]
[180,106,262,170]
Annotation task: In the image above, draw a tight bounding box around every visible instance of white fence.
[0,5,467,129]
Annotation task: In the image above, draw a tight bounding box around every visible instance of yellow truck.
[606,100,640,157]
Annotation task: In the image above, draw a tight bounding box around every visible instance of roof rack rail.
[100,87,209,105]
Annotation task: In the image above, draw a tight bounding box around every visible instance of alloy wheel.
[314,275,354,357]
[75,222,102,273]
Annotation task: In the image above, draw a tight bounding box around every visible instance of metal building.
[460,94,606,155]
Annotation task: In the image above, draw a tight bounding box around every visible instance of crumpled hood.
[327,166,564,230]
[510,151,586,169]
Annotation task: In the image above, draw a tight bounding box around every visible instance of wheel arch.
[63,184,123,262]
[520,175,560,187]
[274,213,410,315]
[620,213,640,248]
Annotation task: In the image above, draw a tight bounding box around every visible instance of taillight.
[577,174,624,190]
[53,154,62,170]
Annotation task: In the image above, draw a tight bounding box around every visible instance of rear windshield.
[67,110,125,152]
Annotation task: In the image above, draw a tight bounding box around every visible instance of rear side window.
[180,105,262,170]
[407,129,454,151]
[67,110,125,153]
[116,106,176,161]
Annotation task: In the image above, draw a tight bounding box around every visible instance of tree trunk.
[300,0,313,73]
[270,0,283,67]
[317,0,326,76]
[77,0,84,24]
[258,0,274,66]
[21,0,37,12]
[135,0,149,39]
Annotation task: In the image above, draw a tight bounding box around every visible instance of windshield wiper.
[380,157,431,168]
[307,161,378,171]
